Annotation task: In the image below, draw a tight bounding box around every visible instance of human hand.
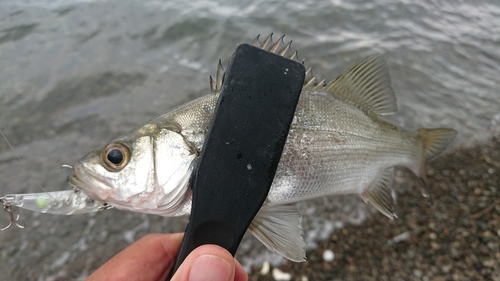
[86,233,248,281]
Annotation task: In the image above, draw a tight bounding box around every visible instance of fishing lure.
[0,130,111,231]
[0,197,25,231]
[0,190,111,231]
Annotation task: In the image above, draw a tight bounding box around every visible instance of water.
[0,0,499,279]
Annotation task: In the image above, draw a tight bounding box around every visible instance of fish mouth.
[67,170,85,190]
[68,167,84,189]
[67,161,112,202]
[67,161,90,190]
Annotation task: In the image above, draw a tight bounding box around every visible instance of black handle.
[167,43,305,280]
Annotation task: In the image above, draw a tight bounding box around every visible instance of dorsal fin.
[323,54,397,115]
[303,67,317,88]
[209,60,225,93]
[210,34,303,93]
[209,35,396,115]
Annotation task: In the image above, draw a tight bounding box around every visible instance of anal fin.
[361,168,397,219]
[248,204,306,262]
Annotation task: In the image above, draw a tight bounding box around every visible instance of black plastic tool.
[167,43,305,279]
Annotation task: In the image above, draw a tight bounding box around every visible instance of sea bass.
[67,34,457,261]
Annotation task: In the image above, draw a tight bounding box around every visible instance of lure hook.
[0,197,25,232]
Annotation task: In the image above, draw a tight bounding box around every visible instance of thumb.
[170,244,247,281]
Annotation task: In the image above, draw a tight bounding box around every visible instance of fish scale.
[141,87,426,208]
[270,135,414,204]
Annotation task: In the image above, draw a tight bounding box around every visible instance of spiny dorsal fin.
[210,34,304,93]
[269,34,285,53]
[417,128,457,160]
[323,54,397,115]
[251,33,301,61]
[302,66,328,91]
[209,60,225,93]
[303,67,317,88]
[312,79,326,91]
[361,167,397,219]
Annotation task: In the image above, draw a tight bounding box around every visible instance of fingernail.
[189,254,232,281]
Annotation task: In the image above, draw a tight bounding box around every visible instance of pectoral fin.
[248,204,306,262]
[361,168,397,219]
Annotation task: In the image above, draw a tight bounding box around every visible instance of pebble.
[482,260,495,268]
[387,231,410,245]
[431,241,441,250]
[482,231,492,237]
[322,249,335,262]
[272,268,292,281]
[260,261,270,275]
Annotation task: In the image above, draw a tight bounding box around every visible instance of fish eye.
[102,142,130,171]
[107,149,123,164]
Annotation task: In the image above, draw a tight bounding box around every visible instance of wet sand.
[248,137,500,281]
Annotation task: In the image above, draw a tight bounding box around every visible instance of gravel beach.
[248,137,500,281]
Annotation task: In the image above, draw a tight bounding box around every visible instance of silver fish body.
[68,35,456,261]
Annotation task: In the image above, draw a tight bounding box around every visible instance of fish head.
[68,122,197,216]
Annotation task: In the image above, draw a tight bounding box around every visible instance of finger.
[171,244,248,281]
[86,233,184,281]
[234,259,249,281]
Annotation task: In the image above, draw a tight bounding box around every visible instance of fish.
[66,34,457,261]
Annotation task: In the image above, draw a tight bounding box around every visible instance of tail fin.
[417,128,457,161]
[417,128,457,203]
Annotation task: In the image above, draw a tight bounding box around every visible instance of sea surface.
[0,0,499,280]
